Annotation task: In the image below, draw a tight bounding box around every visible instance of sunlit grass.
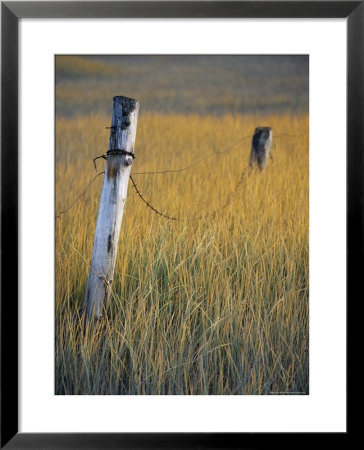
[55,112,309,395]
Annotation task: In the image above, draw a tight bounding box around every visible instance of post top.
[113,95,139,103]
[112,96,139,116]
[113,95,136,100]
[255,127,272,132]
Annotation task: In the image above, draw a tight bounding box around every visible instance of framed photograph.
[1,1,356,448]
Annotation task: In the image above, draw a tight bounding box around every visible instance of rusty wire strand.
[130,175,180,221]
[56,171,105,220]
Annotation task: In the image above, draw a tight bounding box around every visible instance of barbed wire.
[130,163,252,222]
[274,131,308,138]
[56,171,105,220]
[126,131,305,221]
[55,130,308,221]
[130,175,180,221]
[55,133,250,220]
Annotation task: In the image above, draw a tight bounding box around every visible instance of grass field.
[56,55,309,117]
[55,111,309,395]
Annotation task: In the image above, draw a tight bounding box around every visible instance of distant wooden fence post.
[249,127,273,169]
[83,96,139,322]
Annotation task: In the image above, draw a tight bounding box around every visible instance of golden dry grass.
[55,112,308,395]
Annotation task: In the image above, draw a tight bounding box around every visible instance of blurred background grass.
[56,55,308,117]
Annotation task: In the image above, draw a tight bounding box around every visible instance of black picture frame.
[1,1,356,448]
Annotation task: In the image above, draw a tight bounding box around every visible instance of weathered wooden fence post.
[249,127,273,169]
[83,96,139,322]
